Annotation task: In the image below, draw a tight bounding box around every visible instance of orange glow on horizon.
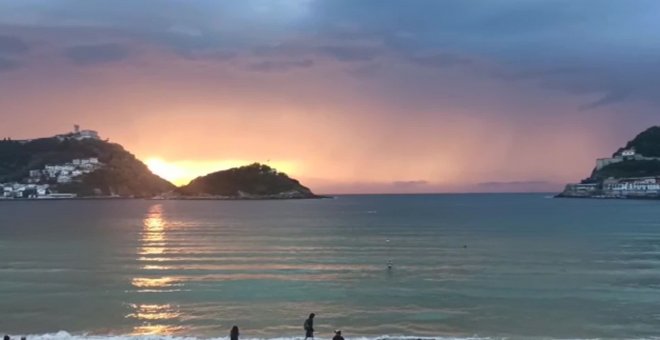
[145,157,298,186]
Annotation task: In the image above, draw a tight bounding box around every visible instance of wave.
[6,331,497,340]
[12,331,660,340]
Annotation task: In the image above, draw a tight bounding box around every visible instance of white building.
[75,130,100,140]
[621,148,636,157]
[55,126,101,141]
[3,187,13,197]
[57,175,72,183]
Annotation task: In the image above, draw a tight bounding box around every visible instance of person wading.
[230,325,239,340]
[304,313,315,340]
[333,330,344,340]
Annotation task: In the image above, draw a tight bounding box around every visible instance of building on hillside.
[55,126,101,141]
[563,183,599,197]
[57,175,72,183]
[621,149,636,157]
[75,130,100,140]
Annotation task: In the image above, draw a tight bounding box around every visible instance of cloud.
[65,43,130,65]
[392,180,429,187]
[0,57,20,71]
[408,53,472,68]
[0,35,29,54]
[248,59,314,72]
[316,45,381,62]
[253,41,385,64]
[178,49,237,61]
[476,181,560,192]
[580,90,632,110]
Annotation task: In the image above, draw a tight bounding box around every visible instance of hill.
[614,126,660,157]
[0,137,175,197]
[588,126,660,181]
[177,163,319,199]
[559,126,660,199]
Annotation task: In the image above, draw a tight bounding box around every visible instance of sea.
[1,194,660,340]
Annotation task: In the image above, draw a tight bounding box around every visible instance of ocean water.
[1,194,660,340]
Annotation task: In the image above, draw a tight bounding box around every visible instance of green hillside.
[0,137,175,197]
[178,163,318,198]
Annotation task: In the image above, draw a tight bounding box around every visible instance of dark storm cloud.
[65,43,130,65]
[307,0,660,108]
[1,0,660,108]
[248,59,314,72]
[0,35,29,54]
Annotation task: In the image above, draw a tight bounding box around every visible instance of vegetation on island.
[177,163,318,198]
[614,126,660,157]
[590,160,660,181]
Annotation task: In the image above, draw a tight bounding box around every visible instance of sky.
[1,0,660,193]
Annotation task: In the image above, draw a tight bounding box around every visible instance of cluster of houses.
[560,147,660,199]
[1,183,53,199]
[564,177,660,198]
[30,157,101,184]
[0,157,102,199]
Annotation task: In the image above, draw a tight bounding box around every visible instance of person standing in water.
[304,313,315,340]
[333,330,344,340]
[230,325,239,340]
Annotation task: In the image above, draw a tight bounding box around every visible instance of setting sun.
[145,158,298,186]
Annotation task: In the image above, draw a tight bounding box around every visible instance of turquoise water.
[1,194,660,339]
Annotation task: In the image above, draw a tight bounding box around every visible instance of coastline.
[0,195,333,202]
[555,193,660,200]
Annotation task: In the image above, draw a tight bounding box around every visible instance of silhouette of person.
[333,330,344,340]
[304,313,315,340]
[230,325,239,340]
[4,335,10,340]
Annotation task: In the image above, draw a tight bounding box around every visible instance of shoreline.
[0,195,333,202]
[555,194,660,201]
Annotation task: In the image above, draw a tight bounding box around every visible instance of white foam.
[12,331,495,340]
[13,332,660,340]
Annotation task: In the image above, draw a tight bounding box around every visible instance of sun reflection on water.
[140,204,166,256]
[131,276,181,288]
[129,204,185,335]
[126,304,181,321]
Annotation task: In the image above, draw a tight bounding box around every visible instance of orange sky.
[1,2,659,193]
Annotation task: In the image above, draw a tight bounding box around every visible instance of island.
[0,126,321,200]
[170,163,320,199]
[558,126,660,199]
